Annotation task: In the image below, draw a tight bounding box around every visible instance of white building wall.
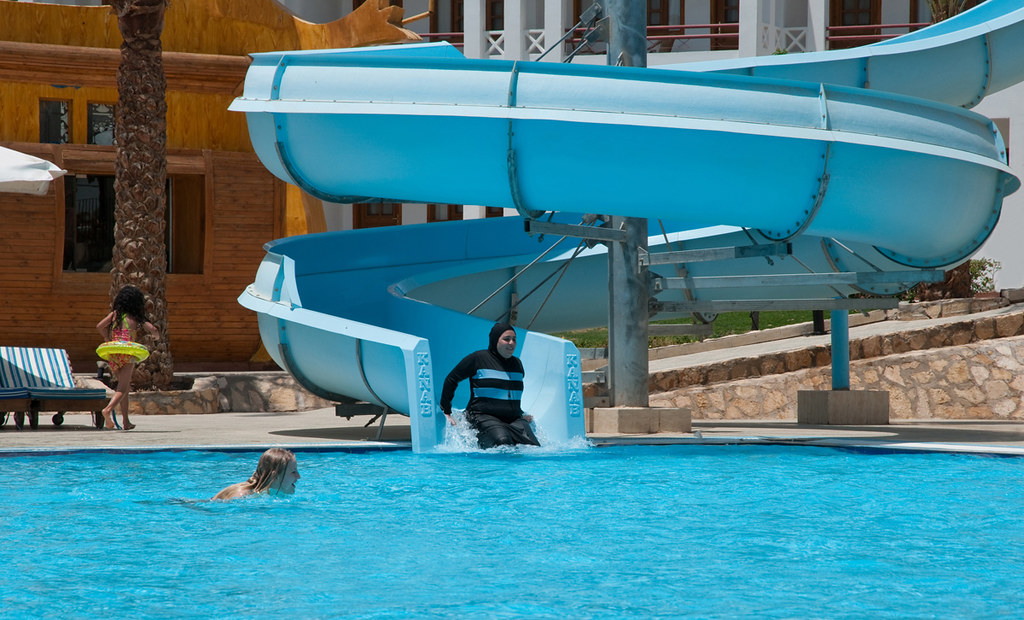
[323,203,354,231]
[404,204,428,225]
[972,88,1024,289]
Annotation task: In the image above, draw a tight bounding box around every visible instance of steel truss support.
[651,298,898,314]
[651,269,945,292]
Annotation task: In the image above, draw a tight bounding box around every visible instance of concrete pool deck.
[6,297,1024,455]
[4,408,1024,456]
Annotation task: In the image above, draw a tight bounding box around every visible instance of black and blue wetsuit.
[440,323,541,449]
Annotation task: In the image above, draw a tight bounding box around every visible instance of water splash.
[436,409,592,454]
[436,410,479,453]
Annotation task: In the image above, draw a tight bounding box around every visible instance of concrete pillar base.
[588,406,691,434]
[797,390,890,425]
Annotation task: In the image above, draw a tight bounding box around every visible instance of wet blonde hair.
[214,448,296,500]
[245,448,296,493]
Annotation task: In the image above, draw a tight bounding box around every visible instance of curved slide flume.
[233,2,1024,452]
[671,0,1024,110]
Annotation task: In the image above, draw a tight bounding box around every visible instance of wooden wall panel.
[0,0,419,56]
[1,80,251,153]
[0,149,284,371]
[0,0,425,371]
[0,1,299,55]
[166,91,251,152]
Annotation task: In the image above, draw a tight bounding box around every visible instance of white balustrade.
[485,31,505,57]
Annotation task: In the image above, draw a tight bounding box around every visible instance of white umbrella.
[0,145,66,195]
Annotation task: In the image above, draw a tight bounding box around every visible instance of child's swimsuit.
[106,314,140,373]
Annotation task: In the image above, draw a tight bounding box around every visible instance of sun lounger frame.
[0,347,107,430]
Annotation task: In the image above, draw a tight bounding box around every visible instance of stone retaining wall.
[650,335,1024,421]
[648,307,1024,394]
[77,371,335,415]
[74,299,1024,418]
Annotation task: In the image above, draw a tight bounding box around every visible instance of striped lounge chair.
[0,346,108,430]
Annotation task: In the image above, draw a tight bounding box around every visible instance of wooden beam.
[0,41,250,95]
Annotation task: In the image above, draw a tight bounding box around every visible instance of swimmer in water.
[213,448,300,500]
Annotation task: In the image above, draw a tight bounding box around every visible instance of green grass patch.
[552,310,817,349]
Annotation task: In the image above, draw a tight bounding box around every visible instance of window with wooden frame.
[829,0,881,49]
[647,0,686,51]
[87,103,116,146]
[62,173,205,274]
[354,202,402,228]
[426,204,504,222]
[452,0,463,31]
[648,0,670,25]
[710,0,740,51]
[450,1,503,32]
[39,99,72,144]
[166,174,205,274]
[63,174,115,272]
[486,0,503,30]
[573,0,680,26]
[572,0,585,21]
[427,203,463,222]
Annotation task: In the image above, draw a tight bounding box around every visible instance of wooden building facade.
[0,0,418,371]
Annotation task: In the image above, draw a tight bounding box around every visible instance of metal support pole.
[606,0,647,68]
[605,0,648,407]
[830,309,850,390]
[608,216,649,406]
[812,310,826,335]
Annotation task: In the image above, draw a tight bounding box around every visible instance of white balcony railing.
[526,29,545,56]
[762,25,809,53]
[485,30,504,57]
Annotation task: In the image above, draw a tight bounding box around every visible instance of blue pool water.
[3,444,1024,618]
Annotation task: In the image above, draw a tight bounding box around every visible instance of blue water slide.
[671,0,1024,109]
[232,1,1024,451]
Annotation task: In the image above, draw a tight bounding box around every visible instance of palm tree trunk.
[111,0,173,389]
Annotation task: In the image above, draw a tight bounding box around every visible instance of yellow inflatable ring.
[96,340,150,363]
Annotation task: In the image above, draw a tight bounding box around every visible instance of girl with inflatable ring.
[96,285,159,430]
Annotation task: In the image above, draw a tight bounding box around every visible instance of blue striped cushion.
[0,386,30,399]
[28,387,107,400]
[0,347,76,389]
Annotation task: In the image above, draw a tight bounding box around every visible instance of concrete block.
[1002,288,1024,303]
[659,407,692,433]
[797,390,889,425]
[620,408,657,434]
[591,406,692,434]
[591,407,623,434]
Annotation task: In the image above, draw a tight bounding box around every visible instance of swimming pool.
[3,444,1023,618]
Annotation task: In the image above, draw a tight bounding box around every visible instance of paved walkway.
[4,408,1024,456]
[5,302,1024,455]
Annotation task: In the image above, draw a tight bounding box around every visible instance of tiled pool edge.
[0,441,413,457]
[591,436,1024,457]
[6,437,1024,457]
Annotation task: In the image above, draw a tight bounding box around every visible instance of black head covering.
[488,322,516,356]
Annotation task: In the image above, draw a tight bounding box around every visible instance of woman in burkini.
[213,448,301,500]
[96,285,159,430]
[440,322,541,449]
